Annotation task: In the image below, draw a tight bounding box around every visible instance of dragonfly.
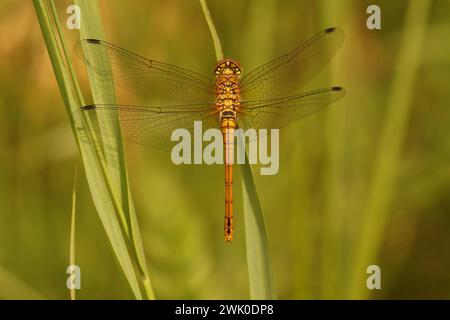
[74,27,345,243]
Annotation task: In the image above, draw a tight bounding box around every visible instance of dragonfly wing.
[240,28,344,100]
[75,39,216,104]
[73,103,219,151]
[238,87,345,130]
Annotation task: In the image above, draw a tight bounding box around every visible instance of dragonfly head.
[214,59,242,78]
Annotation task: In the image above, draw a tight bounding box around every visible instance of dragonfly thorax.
[215,59,241,121]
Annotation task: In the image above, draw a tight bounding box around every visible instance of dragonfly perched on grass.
[74,27,345,242]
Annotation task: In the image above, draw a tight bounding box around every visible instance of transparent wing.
[238,87,345,130]
[75,39,216,104]
[73,103,219,151]
[240,28,344,100]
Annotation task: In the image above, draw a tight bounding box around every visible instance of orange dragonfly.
[74,27,345,242]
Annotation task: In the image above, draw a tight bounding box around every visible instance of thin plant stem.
[70,166,77,300]
[200,0,224,60]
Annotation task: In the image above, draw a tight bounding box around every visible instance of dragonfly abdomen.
[221,118,236,242]
[214,59,242,242]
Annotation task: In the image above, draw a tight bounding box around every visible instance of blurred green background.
[1,0,449,299]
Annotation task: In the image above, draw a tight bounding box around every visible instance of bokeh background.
[0,0,449,299]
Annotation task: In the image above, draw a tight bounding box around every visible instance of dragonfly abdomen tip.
[325,27,336,33]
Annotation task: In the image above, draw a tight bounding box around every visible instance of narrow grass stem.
[200,0,224,61]
[70,166,77,300]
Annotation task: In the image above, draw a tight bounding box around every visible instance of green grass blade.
[241,158,274,299]
[33,0,154,299]
[74,0,154,299]
[70,166,77,300]
[199,0,224,60]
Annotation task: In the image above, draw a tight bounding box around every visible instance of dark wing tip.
[81,104,96,110]
[331,87,346,99]
[325,27,336,33]
[85,38,102,44]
